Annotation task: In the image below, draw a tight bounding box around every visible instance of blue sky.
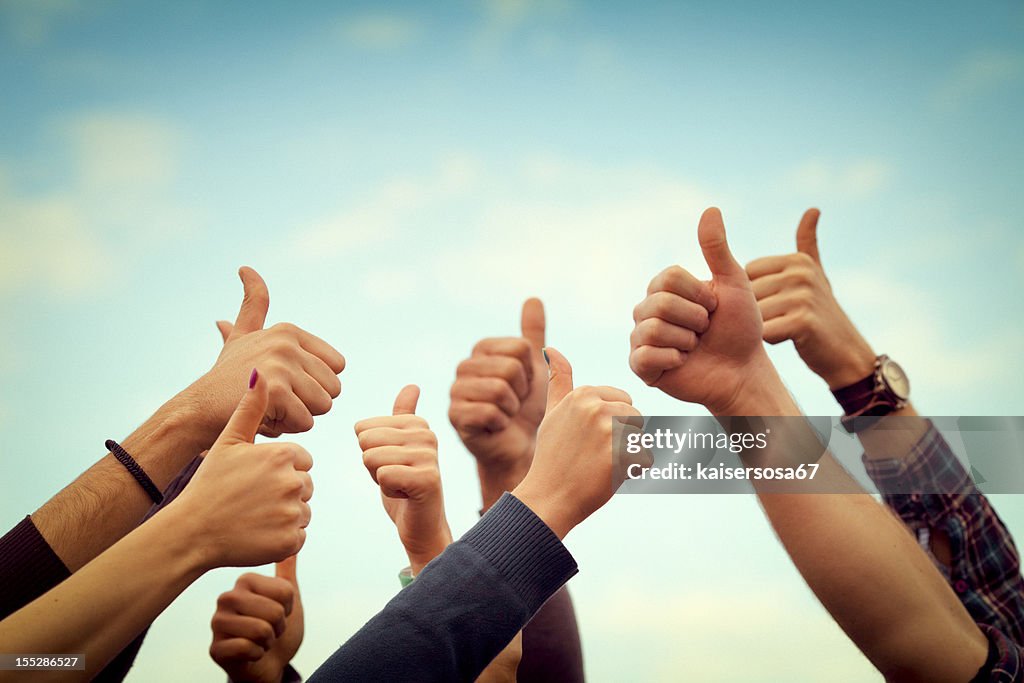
[1,1,1023,680]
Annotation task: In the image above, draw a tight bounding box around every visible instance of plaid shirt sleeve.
[864,422,1024,645]
[975,625,1024,682]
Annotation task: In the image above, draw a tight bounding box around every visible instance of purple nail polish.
[249,368,259,389]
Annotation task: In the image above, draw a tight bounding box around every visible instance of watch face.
[880,358,910,400]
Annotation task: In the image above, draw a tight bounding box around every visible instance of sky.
[1,1,1023,680]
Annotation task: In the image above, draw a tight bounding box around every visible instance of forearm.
[31,389,212,571]
[856,404,927,461]
[0,508,206,680]
[310,494,577,683]
[725,357,988,681]
[477,457,532,513]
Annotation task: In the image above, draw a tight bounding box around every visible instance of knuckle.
[272,321,299,335]
[794,252,816,268]
[258,622,275,644]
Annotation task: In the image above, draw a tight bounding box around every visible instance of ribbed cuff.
[0,516,71,618]
[461,493,578,612]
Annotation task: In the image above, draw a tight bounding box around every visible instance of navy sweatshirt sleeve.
[308,493,578,683]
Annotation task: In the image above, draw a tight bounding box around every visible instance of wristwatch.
[833,354,910,433]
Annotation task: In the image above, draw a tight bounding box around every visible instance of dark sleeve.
[308,493,578,683]
[864,424,1024,643]
[0,516,71,619]
[971,624,1023,682]
[94,456,204,683]
[519,587,585,683]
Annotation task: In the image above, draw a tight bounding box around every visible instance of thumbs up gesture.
[744,209,877,390]
[449,299,549,473]
[188,266,346,443]
[512,348,641,539]
[355,385,453,574]
[209,555,304,683]
[629,208,769,415]
[171,369,314,569]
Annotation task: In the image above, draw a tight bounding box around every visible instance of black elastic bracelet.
[105,439,164,505]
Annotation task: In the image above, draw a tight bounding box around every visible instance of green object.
[399,566,415,588]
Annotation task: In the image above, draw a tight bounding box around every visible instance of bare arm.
[0,373,314,680]
[28,267,344,571]
[630,207,990,681]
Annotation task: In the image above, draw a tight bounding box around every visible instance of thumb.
[214,368,269,447]
[795,208,822,264]
[229,266,269,340]
[215,320,233,344]
[697,207,744,280]
[543,347,573,409]
[393,384,420,415]
[520,297,546,349]
[275,554,299,588]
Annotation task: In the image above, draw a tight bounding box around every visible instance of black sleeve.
[0,516,71,619]
[308,494,578,683]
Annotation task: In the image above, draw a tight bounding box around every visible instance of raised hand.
[449,299,548,472]
[209,556,304,683]
[355,385,452,574]
[171,369,314,568]
[745,209,876,389]
[512,348,641,539]
[630,207,771,415]
[189,266,346,441]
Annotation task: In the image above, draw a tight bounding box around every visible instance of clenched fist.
[169,369,314,569]
[186,266,346,441]
[745,209,876,389]
[630,208,770,415]
[449,299,548,471]
[512,348,642,539]
[356,385,452,574]
[210,556,303,683]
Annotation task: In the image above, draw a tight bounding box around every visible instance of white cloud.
[471,0,573,56]
[429,155,717,323]
[287,151,719,324]
[0,112,193,300]
[336,13,422,50]
[0,0,84,46]
[286,154,482,260]
[783,159,894,199]
[0,170,105,298]
[936,50,1024,109]
[831,266,1024,408]
[63,114,181,192]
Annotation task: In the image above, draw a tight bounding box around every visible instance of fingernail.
[542,348,549,366]
[249,368,259,389]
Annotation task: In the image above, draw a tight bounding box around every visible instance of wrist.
[509,483,576,540]
[820,341,876,391]
[477,455,533,512]
[166,382,222,448]
[712,352,801,417]
[406,540,450,575]
[404,525,453,574]
[155,500,217,576]
[142,504,211,581]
